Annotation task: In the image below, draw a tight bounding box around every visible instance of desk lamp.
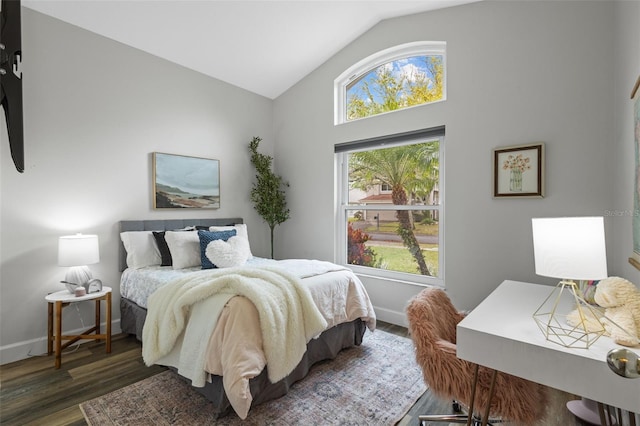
[531,217,608,349]
[58,234,100,293]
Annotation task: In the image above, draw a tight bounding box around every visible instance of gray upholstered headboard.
[119,218,243,271]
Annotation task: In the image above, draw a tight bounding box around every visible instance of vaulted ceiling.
[23,0,479,99]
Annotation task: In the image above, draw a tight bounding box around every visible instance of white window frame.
[334,41,447,125]
[335,127,445,287]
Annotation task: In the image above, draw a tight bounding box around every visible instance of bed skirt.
[120,297,366,418]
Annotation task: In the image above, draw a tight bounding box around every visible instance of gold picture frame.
[493,143,545,198]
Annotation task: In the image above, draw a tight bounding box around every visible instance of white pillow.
[120,231,161,269]
[205,236,250,268]
[164,230,201,269]
[209,223,253,259]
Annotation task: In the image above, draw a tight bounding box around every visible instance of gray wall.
[273,0,639,324]
[0,9,274,363]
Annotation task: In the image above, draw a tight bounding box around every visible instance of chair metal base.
[418,413,471,424]
[418,413,505,426]
[418,398,506,426]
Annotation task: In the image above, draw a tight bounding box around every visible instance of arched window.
[334,42,446,124]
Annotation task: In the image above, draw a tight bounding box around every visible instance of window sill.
[345,265,444,288]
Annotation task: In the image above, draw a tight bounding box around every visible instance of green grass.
[366,243,439,276]
[362,222,439,236]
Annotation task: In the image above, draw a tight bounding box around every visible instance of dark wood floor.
[0,321,587,426]
[0,333,166,425]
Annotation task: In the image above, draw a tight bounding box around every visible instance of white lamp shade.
[531,217,607,280]
[58,234,100,267]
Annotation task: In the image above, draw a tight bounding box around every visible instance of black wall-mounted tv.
[0,0,24,173]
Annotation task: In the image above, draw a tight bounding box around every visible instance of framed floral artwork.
[493,143,545,198]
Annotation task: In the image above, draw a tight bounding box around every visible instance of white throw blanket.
[142,266,328,383]
[147,292,233,387]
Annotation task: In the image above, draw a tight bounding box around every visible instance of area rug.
[80,330,426,425]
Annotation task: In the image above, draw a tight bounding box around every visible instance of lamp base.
[533,280,606,349]
[63,266,93,293]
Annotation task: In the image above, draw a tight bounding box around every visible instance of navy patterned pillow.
[198,229,237,269]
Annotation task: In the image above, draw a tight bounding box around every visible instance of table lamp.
[58,234,100,293]
[531,217,608,349]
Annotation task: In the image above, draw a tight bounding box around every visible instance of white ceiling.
[23,0,479,99]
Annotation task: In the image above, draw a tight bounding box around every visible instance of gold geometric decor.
[533,280,605,349]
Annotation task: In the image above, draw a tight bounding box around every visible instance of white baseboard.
[0,319,122,366]
[373,306,408,328]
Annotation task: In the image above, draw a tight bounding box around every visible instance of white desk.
[456,280,640,413]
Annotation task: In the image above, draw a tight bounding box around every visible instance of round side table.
[45,286,112,369]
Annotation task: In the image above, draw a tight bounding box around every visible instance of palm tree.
[349,142,439,276]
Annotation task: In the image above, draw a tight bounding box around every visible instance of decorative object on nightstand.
[46,286,112,369]
[58,234,101,293]
[531,216,608,349]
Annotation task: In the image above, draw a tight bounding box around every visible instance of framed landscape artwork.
[152,152,220,209]
[493,143,545,198]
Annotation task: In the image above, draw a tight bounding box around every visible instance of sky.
[154,153,220,196]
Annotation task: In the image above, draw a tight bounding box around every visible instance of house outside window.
[335,127,444,287]
[334,41,446,125]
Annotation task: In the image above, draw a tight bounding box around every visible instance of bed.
[118,218,376,419]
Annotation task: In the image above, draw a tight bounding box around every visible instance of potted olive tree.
[248,136,290,259]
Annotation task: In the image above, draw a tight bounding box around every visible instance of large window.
[335,127,444,286]
[334,41,446,124]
